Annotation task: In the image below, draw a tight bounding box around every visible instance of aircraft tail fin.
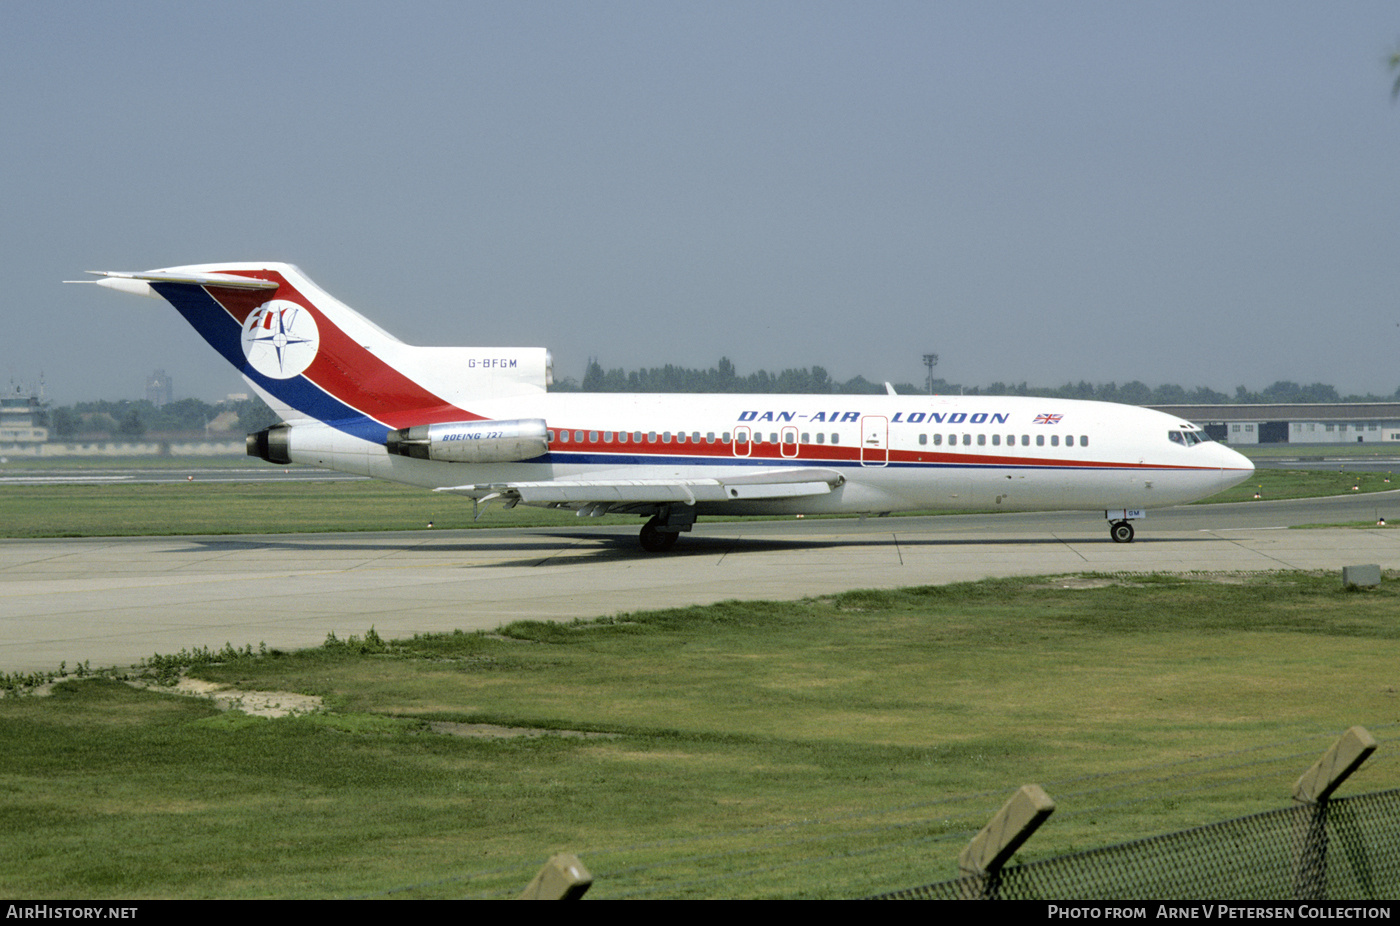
[75,263,552,439]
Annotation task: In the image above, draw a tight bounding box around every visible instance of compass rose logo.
[241,300,320,379]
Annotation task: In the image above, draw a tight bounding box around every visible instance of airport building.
[0,387,47,453]
[1149,403,1400,445]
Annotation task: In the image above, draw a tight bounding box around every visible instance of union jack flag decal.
[1034,413,1063,425]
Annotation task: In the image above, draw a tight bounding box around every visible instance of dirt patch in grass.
[427,721,617,739]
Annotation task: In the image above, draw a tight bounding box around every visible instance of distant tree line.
[40,396,278,440]
[33,373,1397,441]
[557,359,1400,405]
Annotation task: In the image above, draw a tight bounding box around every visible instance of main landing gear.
[1109,520,1135,544]
[639,517,678,553]
[638,504,696,552]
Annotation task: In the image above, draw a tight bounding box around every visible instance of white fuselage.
[286,392,1254,517]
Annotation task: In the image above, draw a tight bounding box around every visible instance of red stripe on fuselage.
[543,429,1222,470]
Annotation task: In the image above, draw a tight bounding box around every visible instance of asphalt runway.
[0,466,362,485]
[3,492,1400,674]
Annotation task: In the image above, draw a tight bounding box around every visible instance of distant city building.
[146,369,173,407]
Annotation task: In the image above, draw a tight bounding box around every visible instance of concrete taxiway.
[3,492,1400,674]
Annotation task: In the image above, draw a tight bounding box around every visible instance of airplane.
[73,262,1255,551]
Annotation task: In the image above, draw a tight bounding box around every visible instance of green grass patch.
[2,573,1397,898]
[1193,468,1397,504]
[1237,444,1400,460]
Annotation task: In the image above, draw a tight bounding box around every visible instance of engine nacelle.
[385,418,549,463]
[247,423,293,464]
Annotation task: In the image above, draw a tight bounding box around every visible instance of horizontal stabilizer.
[77,270,280,289]
[66,270,281,300]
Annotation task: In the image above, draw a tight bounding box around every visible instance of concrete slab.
[3,499,1400,674]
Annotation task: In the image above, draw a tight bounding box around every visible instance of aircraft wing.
[435,467,845,505]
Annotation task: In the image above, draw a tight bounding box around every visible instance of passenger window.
[991,434,1000,446]
[1051,435,1059,447]
[832,433,840,445]
[589,431,599,442]
[962,434,971,446]
[1036,435,1044,447]
[918,433,927,446]
[816,432,825,444]
[977,434,986,446]
[548,430,556,441]
[1021,435,1029,446]
[933,434,942,446]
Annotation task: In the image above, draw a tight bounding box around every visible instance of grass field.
[1237,444,1400,460]
[2,573,1396,899]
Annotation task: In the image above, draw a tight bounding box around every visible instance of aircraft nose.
[1218,443,1254,487]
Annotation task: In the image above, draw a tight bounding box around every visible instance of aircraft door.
[861,416,888,466]
[780,426,799,458]
[732,425,751,457]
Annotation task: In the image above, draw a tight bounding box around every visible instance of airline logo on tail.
[241,301,320,379]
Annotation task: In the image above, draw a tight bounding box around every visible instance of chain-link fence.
[868,788,1400,900]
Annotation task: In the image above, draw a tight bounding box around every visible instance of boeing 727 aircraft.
[76,263,1254,551]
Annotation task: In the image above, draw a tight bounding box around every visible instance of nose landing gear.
[1110,520,1135,544]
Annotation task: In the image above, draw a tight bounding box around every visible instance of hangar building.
[1148,404,1400,445]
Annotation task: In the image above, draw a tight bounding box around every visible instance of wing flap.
[435,467,844,505]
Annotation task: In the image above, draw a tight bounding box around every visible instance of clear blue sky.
[5,1,1399,404]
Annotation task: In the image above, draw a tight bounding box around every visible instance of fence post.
[1290,726,1377,900]
[957,784,1055,899]
[518,853,592,900]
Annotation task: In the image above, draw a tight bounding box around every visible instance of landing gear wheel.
[1110,520,1135,544]
[639,518,678,553]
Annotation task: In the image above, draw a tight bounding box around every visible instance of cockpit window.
[1169,428,1211,446]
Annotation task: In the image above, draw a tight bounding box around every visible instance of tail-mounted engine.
[247,423,293,464]
[385,418,549,464]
